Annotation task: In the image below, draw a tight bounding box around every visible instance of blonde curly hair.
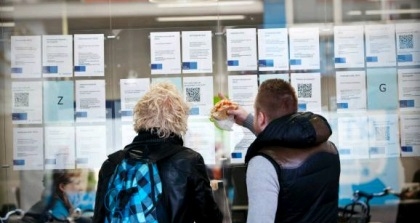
[133,81,190,138]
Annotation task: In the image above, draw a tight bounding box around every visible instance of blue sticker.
[75,112,88,118]
[74,66,86,72]
[259,59,274,67]
[335,57,346,63]
[397,54,413,62]
[11,67,23,73]
[366,56,378,62]
[227,60,239,66]
[13,160,25,165]
[401,146,413,152]
[151,64,163,70]
[121,110,133,116]
[338,149,351,155]
[231,152,242,158]
[290,59,302,65]
[298,103,307,111]
[183,62,198,70]
[76,158,89,164]
[43,66,58,73]
[12,113,28,120]
[337,103,349,109]
[399,100,414,108]
[189,107,199,115]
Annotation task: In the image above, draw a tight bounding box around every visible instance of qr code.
[375,126,390,141]
[399,34,413,49]
[186,87,200,102]
[297,84,312,98]
[14,93,29,107]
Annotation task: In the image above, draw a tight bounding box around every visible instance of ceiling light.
[150,0,217,2]
[0,6,14,12]
[156,0,255,8]
[157,15,246,22]
[0,22,15,27]
[365,9,420,15]
[347,10,362,16]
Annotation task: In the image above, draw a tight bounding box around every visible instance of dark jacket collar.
[245,112,332,163]
[125,129,184,161]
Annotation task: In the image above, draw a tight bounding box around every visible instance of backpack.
[104,143,184,223]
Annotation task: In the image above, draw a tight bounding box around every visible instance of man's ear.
[257,110,268,129]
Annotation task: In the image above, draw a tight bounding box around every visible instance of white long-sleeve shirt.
[242,114,280,223]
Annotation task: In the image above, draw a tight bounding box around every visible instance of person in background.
[226,79,341,223]
[413,168,420,184]
[400,168,420,200]
[93,82,223,223]
[22,169,92,223]
[77,170,96,214]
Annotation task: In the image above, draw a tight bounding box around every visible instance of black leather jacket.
[93,131,223,223]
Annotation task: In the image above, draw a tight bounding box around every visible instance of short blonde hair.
[133,82,189,138]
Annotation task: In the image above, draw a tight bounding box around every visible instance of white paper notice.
[45,126,76,169]
[229,124,256,164]
[74,34,105,76]
[150,32,181,74]
[228,75,258,112]
[365,24,396,67]
[400,114,420,157]
[396,23,420,66]
[75,80,106,123]
[185,118,216,165]
[334,26,365,68]
[367,113,399,158]
[42,35,73,77]
[120,78,150,122]
[258,28,289,71]
[183,76,213,116]
[121,124,137,148]
[181,31,213,74]
[13,128,43,170]
[76,125,107,169]
[226,28,258,71]
[12,81,43,124]
[290,73,322,112]
[227,75,258,163]
[323,112,339,147]
[336,71,367,112]
[398,68,420,111]
[337,115,369,159]
[289,27,320,70]
[11,36,42,78]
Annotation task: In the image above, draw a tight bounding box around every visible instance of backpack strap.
[101,143,185,187]
[108,149,126,164]
[98,149,126,188]
[103,150,125,173]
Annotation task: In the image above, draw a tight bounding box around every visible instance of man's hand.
[217,93,249,127]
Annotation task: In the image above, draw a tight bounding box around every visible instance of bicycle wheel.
[338,202,369,223]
